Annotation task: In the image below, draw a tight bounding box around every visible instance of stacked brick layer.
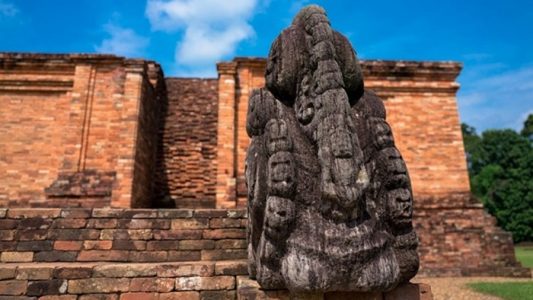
[0,208,247,264]
[155,78,219,208]
[43,170,116,208]
[0,265,432,299]
[415,200,529,277]
[0,207,528,297]
[0,54,471,209]
[0,261,247,299]
[0,207,528,270]
[0,208,249,298]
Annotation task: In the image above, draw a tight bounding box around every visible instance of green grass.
[465,246,533,299]
[468,282,533,300]
[516,246,533,268]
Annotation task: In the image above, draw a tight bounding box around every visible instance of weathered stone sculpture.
[245,5,419,294]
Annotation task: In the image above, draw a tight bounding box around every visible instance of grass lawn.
[465,245,533,299]
[467,282,533,300]
[515,245,533,268]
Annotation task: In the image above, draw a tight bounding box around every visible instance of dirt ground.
[413,276,533,300]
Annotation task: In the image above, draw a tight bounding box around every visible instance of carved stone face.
[267,152,295,197]
[245,4,419,293]
[263,196,296,239]
[295,99,315,125]
[387,188,413,227]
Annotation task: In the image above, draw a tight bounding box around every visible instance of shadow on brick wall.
[152,78,219,208]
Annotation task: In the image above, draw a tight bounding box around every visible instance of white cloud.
[177,22,253,64]
[0,1,18,18]
[145,0,260,76]
[95,23,149,58]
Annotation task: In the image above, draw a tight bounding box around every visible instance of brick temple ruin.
[0,53,528,297]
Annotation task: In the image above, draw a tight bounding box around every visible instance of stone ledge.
[0,261,247,297]
[0,208,248,219]
[0,52,159,67]
[227,57,462,81]
[236,276,433,300]
[0,208,248,264]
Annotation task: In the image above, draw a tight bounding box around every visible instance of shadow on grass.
[467,282,533,300]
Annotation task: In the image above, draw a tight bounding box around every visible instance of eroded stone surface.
[246,5,419,293]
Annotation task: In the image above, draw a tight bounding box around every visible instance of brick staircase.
[0,208,249,299]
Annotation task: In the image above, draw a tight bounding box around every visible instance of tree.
[461,123,481,170]
[462,123,533,242]
[521,113,533,140]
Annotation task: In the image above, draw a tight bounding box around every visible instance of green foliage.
[515,246,533,268]
[461,122,533,243]
[461,123,481,169]
[467,282,533,300]
[521,114,533,140]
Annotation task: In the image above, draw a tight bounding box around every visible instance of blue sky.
[1,0,532,132]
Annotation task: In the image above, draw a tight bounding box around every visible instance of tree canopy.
[462,114,533,242]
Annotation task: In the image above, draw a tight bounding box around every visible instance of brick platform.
[0,208,529,297]
[415,201,530,277]
[0,208,248,298]
[0,208,247,264]
[0,208,528,276]
[0,262,433,299]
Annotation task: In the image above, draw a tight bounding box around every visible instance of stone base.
[237,276,433,300]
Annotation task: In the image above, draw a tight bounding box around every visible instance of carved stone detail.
[246,5,419,293]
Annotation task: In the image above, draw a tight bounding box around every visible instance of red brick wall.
[215,63,238,208]
[415,202,527,276]
[0,54,164,208]
[0,56,74,206]
[215,60,267,207]
[363,61,470,202]
[155,78,219,208]
[0,54,470,210]
[215,58,470,207]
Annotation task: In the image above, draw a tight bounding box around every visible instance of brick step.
[0,260,248,299]
[0,208,248,264]
[0,247,248,263]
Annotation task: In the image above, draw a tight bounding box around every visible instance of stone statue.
[245,5,419,294]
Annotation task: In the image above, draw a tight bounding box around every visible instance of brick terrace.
[0,207,457,299]
[0,53,530,297]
